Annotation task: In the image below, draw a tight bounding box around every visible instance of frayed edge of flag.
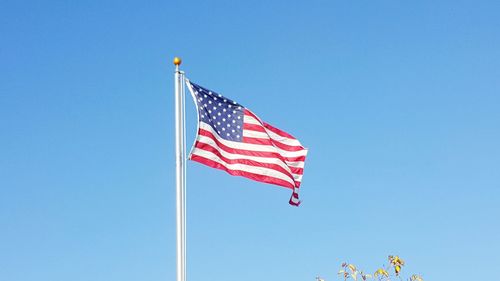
[289,189,301,206]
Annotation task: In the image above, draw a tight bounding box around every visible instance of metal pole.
[173,57,186,281]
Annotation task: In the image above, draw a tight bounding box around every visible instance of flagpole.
[173,57,186,281]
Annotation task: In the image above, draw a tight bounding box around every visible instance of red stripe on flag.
[242,136,273,146]
[263,122,296,139]
[268,138,306,152]
[244,109,262,123]
[243,123,267,133]
[243,135,306,152]
[290,167,304,175]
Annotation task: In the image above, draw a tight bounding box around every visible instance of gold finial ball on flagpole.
[173,57,182,66]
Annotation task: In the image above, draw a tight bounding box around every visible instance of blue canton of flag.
[190,82,245,142]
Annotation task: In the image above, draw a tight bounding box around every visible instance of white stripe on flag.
[243,115,261,125]
[285,161,305,169]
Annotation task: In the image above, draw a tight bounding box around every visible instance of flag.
[186,79,308,206]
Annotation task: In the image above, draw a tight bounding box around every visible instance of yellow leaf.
[374,268,389,277]
[348,264,357,272]
[389,255,405,267]
[410,274,423,281]
[395,265,401,275]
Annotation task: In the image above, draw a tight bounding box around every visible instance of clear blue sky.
[1,1,499,280]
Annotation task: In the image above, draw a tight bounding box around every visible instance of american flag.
[186,80,308,206]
